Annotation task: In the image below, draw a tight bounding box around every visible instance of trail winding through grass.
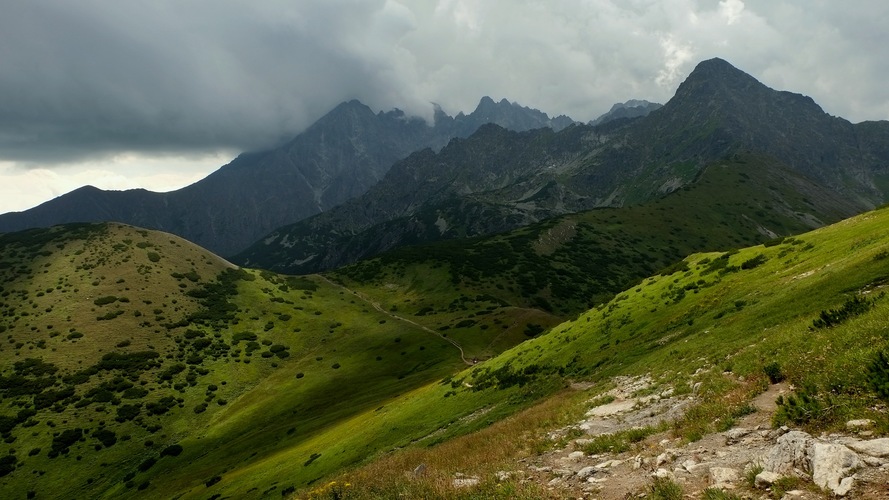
[317,275,473,365]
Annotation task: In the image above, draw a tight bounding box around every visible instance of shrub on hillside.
[867,350,889,402]
[49,428,83,457]
[161,444,183,457]
[138,457,157,471]
[811,295,875,329]
[0,455,16,477]
[96,310,125,321]
[740,254,767,270]
[232,332,257,343]
[773,382,831,426]
[93,296,118,306]
[763,362,785,384]
[93,428,117,448]
[115,404,141,422]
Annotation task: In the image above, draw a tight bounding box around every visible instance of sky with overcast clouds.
[1,0,888,214]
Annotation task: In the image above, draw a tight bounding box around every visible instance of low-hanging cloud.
[2,0,888,166]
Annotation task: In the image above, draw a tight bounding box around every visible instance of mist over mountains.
[234,58,889,274]
[0,97,581,256]
[3,58,889,274]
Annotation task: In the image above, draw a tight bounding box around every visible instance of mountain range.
[2,56,889,498]
[0,97,578,256]
[234,58,889,274]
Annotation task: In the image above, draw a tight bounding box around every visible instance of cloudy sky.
[2,0,888,213]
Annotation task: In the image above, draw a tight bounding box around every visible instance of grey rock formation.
[809,442,860,496]
[764,430,814,474]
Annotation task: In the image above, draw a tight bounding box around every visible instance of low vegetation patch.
[810,294,876,329]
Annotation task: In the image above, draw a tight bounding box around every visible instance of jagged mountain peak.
[672,58,763,100]
[591,99,662,126]
[329,98,374,114]
[608,99,655,112]
[671,57,822,114]
[460,96,576,133]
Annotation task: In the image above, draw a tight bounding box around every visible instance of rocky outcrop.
[809,442,860,496]
[764,430,814,474]
[516,377,889,499]
[846,437,889,458]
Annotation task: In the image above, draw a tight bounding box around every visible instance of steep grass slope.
[284,206,889,498]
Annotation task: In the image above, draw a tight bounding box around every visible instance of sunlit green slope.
[269,206,889,498]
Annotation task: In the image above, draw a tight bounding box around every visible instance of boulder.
[754,470,782,489]
[576,466,598,480]
[809,442,860,496]
[566,451,585,461]
[724,427,752,443]
[594,459,623,468]
[652,468,674,479]
[709,466,739,489]
[765,430,814,474]
[846,437,889,458]
[656,451,676,466]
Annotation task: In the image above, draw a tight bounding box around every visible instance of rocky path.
[501,376,889,498]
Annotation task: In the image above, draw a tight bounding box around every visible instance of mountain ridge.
[235,57,889,275]
[0,97,576,256]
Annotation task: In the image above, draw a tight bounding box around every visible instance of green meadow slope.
[278,205,889,498]
[0,154,877,499]
[0,223,489,498]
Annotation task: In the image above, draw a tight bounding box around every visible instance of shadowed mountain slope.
[0,99,575,256]
[236,58,889,275]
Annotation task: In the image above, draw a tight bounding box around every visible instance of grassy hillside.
[0,154,876,498]
[0,223,481,498]
[283,204,889,498]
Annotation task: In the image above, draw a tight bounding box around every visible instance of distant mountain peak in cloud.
[590,99,663,126]
[0,95,576,255]
[442,96,577,134]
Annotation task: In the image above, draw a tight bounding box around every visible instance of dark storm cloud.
[1,0,888,166]
[0,0,408,162]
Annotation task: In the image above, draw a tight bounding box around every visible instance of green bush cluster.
[867,350,889,401]
[773,382,829,426]
[763,362,785,383]
[93,296,119,306]
[811,295,875,329]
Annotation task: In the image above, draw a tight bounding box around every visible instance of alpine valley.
[2,58,889,499]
